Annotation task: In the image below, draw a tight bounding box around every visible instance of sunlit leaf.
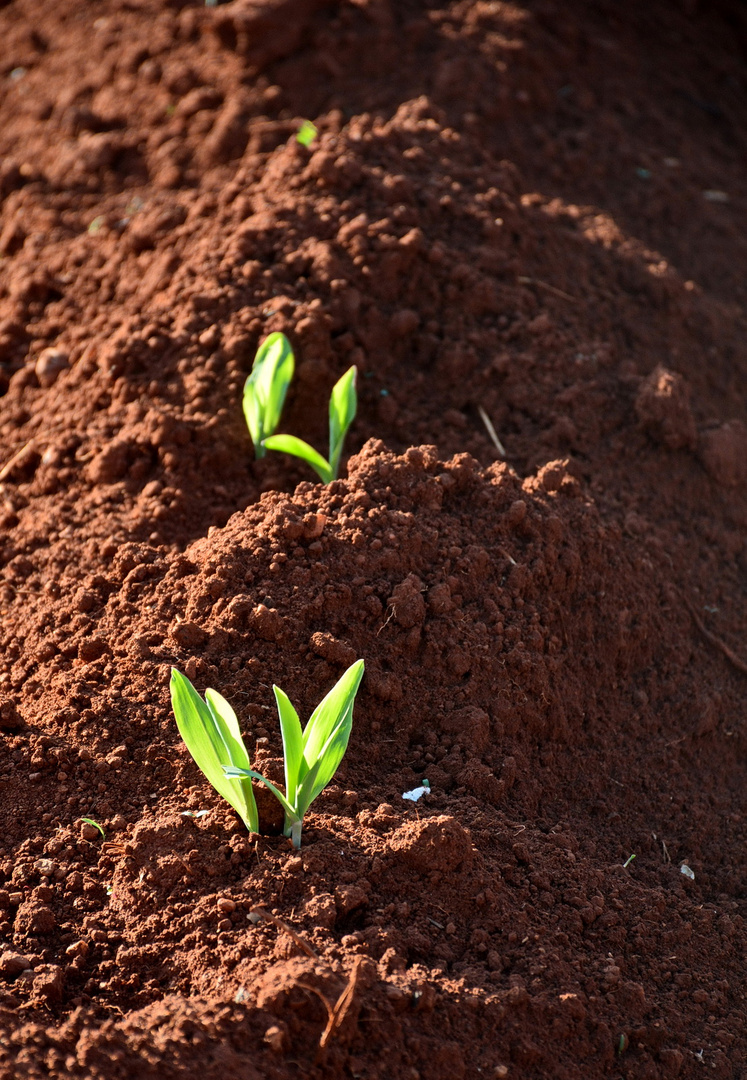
[243,333,294,458]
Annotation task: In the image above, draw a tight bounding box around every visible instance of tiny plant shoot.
[171,660,364,849]
[223,659,364,849]
[263,365,357,483]
[80,817,105,839]
[296,120,318,147]
[243,332,295,459]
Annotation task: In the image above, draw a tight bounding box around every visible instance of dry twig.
[0,441,34,482]
[297,957,366,1061]
[684,597,747,676]
[517,276,578,303]
[249,906,318,959]
[477,406,507,457]
[319,957,365,1051]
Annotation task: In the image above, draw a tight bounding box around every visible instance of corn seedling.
[171,659,364,849]
[263,365,357,483]
[243,332,295,459]
[223,658,364,848]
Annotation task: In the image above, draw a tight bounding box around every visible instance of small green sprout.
[263,365,357,483]
[171,659,364,849]
[224,658,364,848]
[243,332,295,459]
[80,817,105,840]
[296,120,318,147]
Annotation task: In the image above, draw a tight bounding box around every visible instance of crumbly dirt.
[1,1,746,1077]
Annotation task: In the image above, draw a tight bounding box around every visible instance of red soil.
[0,1,746,1076]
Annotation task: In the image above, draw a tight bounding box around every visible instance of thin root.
[517,276,578,303]
[0,441,34,482]
[477,406,506,457]
[298,956,366,1062]
[249,906,318,959]
[685,597,747,676]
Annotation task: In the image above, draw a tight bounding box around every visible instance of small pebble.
[35,348,68,388]
[65,941,89,959]
[0,951,31,978]
[264,1025,285,1052]
[216,898,236,914]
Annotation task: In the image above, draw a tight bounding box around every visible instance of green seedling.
[263,365,357,483]
[170,669,259,833]
[243,332,295,459]
[171,659,364,849]
[80,817,105,839]
[224,659,364,849]
[296,120,318,147]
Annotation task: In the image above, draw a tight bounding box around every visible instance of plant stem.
[288,820,303,849]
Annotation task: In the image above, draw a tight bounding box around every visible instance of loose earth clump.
[1,1,746,1077]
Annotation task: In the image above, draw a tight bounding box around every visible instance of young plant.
[170,669,259,833]
[296,120,318,147]
[243,332,295,459]
[262,365,357,483]
[224,658,365,849]
[170,659,365,849]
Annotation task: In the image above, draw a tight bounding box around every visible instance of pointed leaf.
[243,333,294,456]
[273,686,303,806]
[328,366,357,478]
[170,669,258,833]
[302,708,353,808]
[294,756,325,819]
[302,659,364,769]
[262,434,333,483]
[205,689,252,771]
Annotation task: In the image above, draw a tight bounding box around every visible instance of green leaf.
[273,686,304,807]
[243,333,295,458]
[302,659,363,763]
[80,817,105,840]
[296,120,318,147]
[302,708,351,808]
[170,668,258,833]
[294,756,324,820]
[204,689,253,771]
[262,434,333,483]
[301,659,364,804]
[328,366,357,479]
